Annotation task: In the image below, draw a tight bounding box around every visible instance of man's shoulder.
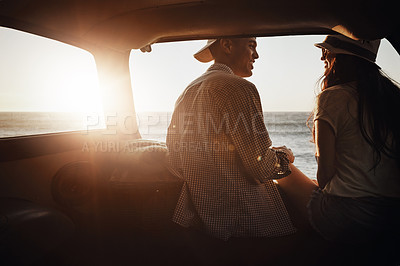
[201,72,259,108]
[204,70,256,90]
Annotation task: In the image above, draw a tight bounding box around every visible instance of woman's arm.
[315,119,336,188]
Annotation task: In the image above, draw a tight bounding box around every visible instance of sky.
[1,27,400,113]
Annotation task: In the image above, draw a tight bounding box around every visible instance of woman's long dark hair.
[321,53,400,170]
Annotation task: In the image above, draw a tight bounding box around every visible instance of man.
[166,38,296,241]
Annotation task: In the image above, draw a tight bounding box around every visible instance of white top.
[314,82,400,198]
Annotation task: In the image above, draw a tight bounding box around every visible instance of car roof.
[0,0,398,52]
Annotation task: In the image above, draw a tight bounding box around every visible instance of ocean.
[0,111,317,178]
[137,112,317,178]
[0,112,93,137]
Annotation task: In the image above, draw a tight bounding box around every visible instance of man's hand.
[272,146,295,163]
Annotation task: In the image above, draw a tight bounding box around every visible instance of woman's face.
[321,48,335,75]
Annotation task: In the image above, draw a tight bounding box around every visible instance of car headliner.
[0,0,398,53]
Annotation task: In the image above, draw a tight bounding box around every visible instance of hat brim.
[194,39,217,63]
[314,42,378,65]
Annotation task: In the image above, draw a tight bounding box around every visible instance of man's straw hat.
[194,39,218,63]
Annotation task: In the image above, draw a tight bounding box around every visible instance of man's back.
[167,63,296,240]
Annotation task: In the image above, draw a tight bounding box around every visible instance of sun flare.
[0,27,103,113]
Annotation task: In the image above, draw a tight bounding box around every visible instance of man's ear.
[220,39,233,54]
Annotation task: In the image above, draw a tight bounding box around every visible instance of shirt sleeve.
[213,79,291,182]
[314,87,353,137]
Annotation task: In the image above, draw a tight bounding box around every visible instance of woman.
[307,34,400,245]
[276,34,400,264]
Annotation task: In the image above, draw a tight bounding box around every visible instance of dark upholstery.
[0,198,74,265]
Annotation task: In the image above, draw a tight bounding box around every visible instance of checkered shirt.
[166,63,296,240]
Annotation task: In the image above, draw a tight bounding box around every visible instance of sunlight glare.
[0,27,103,113]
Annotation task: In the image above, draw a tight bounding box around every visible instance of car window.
[0,27,105,138]
[129,36,400,178]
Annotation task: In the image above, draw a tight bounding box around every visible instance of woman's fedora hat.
[315,34,381,64]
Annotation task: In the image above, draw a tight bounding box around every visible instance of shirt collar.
[207,63,234,75]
